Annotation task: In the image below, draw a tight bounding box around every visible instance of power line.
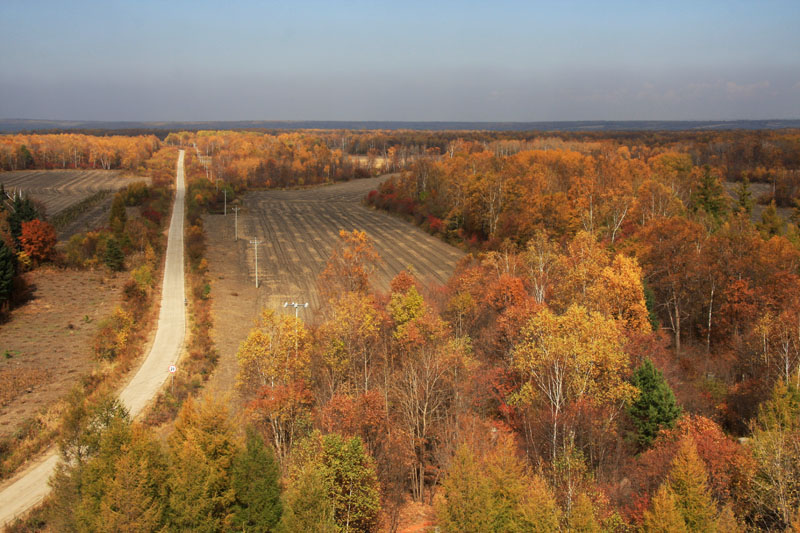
[250,239,262,288]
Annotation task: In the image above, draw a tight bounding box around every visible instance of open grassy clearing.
[0,268,124,439]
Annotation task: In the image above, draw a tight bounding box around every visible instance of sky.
[1,0,799,122]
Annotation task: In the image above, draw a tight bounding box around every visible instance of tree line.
[0,134,160,171]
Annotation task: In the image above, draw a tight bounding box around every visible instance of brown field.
[203,174,464,393]
[349,154,388,170]
[0,268,124,438]
[723,180,793,221]
[240,175,463,312]
[0,169,145,216]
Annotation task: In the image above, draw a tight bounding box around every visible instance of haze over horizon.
[2,0,799,123]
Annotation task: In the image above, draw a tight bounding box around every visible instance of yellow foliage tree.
[318,291,380,396]
[552,231,609,310]
[436,436,560,533]
[642,484,688,533]
[587,254,651,332]
[513,305,636,460]
[568,492,601,533]
[236,309,311,396]
[668,438,718,533]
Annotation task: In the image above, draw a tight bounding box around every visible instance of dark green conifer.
[690,166,728,223]
[104,239,125,271]
[8,193,38,245]
[231,426,283,531]
[734,177,754,216]
[628,359,682,449]
[0,239,15,306]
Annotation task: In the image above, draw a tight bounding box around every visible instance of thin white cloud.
[725,80,770,97]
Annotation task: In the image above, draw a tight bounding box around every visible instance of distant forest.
[2,118,800,135]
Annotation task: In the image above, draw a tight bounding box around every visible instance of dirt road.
[0,151,186,527]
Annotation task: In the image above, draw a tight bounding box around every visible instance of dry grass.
[0,368,52,408]
[0,267,124,439]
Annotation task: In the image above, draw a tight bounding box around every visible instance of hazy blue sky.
[1,0,798,121]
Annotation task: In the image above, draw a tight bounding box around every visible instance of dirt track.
[238,175,463,313]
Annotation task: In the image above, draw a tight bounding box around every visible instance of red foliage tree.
[20,219,57,264]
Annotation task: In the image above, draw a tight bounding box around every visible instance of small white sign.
[168,365,177,373]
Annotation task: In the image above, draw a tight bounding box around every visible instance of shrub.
[93,308,134,361]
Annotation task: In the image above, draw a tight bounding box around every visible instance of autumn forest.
[1,128,800,532]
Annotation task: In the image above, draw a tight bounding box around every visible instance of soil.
[0,268,124,438]
[0,170,140,216]
[202,174,465,398]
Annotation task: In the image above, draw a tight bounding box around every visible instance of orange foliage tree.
[20,219,57,264]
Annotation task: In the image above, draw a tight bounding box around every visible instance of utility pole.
[223,189,227,216]
[232,206,240,241]
[250,239,261,287]
[283,302,309,357]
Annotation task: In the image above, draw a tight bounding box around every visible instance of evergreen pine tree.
[0,238,15,307]
[17,145,34,169]
[628,359,682,449]
[735,177,754,216]
[758,200,785,237]
[668,438,718,533]
[231,426,283,531]
[436,445,492,532]
[8,193,38,245]
[642,281,660,332]
[690,166,728,223]
[99,450,164,532]
[104,239,125,271]
[166,396,240,532]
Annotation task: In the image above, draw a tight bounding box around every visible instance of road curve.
[0,150,187,526]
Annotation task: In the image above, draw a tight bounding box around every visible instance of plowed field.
[203,175,465,393]
[240,175,464,311]
[0,169,139,215]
